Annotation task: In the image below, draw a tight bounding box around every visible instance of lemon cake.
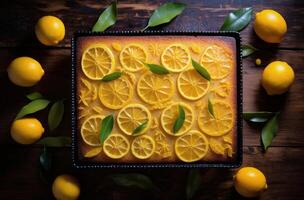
[74,34,239,165]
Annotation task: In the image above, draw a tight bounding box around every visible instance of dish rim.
[71,30,243,169]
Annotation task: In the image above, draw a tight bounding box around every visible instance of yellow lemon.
[52,174,80,200]
[254,10,287,43]
[35,16,65,46]
[234,167,267,198]
[7,57,45,87]
[262,61,294,95]
[10,118,44,144]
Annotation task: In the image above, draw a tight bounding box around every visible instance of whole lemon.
[254,9,287,43]
[52,174,80,200]
[234,167,267,198]
[35,16,65,46]
[10,118,44,144]
[262,61,295,95]
[7,57,45,87]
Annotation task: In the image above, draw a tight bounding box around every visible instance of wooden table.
[0,0,303,199]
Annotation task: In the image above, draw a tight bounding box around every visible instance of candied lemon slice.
[103,133,130,159]
[84,147,103,158]
[117,103,152,136]
[209,138,226,155]
[119,44,147,72]
[177,69,210,100]
[175,130,209,162]
[154,130,171,158]
[137,72,174,105]
[200,45,232,79]
[99,76,133,110]
[161,44,191,72]
[131,135,155,159]
[198,101,233,136]
[78,78,97,106]
[81,115,103,146]
[161,102,194,136]
[81,45,115,80]
[211,82,231,98]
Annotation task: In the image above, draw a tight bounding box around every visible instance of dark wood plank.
[0,48,303,147]
[0,146,303,200]
[0,0,303,48]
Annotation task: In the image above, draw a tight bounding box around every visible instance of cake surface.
[75,35,238,164]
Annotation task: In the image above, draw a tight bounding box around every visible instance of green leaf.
[173,105,185,134]
[40,146,52,171]
[186,169,201,200]
[48,100,65,131]
[132,120,148,135]
[142,2,186,31]
[108,173,159,191]
[261,113,280,151]
[242,44,258,57]
[191,59,211,81]
[243,112,275,123]
[208,98,215,118]
[101,71,122,82]
[37,136,71,147]
[92,2,117,32]
[220,7,253,31]
[100,114,114,144]
[15,99,50,119]
[26,92,43,100]
[144,63,169,75]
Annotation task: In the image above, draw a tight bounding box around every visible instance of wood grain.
[1,0,304,199]
[0,0,303,48]
[0,146,303,200]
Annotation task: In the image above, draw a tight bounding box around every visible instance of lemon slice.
[131,135,155,159]
[160,102,194,136]
[137,72,174,105]
[117,103,152,136]
[103,133,130,159]
[119,44,147,72]
[198,100,233,136]
[81,45,115,80]
[161,44,191,72]
[211,82,231,98]
[99,76,133,110]
[200,45,232,79]
[175,130,209,162]
[81,115,103,146]
[78,78,97,106]
[177,69,210,100]
[209,138,225,155]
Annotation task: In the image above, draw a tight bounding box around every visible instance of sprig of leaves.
[37,136,71,147]
[15,99,50,119]
[173,105,185,134]
[191,59,211,81]
[101,71,122,82]
[144,63,169,75]
[186,169,201,200]
[132,120,148,135]
[220,7,253,31]
[100,114,114,143]
[107,173,159,191]
[39,146,52,184]
[244,111,280,151]
[92,2,117,32]
[142,2,186,31]
[48,99,65,131]
[242,44,258,57]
